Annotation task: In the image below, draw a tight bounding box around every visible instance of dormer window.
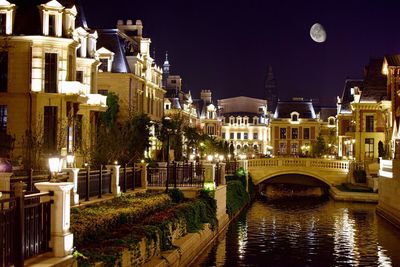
[237,117,242,125]
[290,112,300,124]
[243,117,248,125]
[253,116,258,125]
[95,47,114,72]
[328,116,335,127]
[0,0,16,35]
[41,0,64,37]
[229,117,234,125]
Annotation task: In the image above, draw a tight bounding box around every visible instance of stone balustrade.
[249,158,349,172]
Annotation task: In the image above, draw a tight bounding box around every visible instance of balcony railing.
[59,81,90,95]
[87,94,107,106]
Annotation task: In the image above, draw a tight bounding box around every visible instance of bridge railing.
[248,158,349,171]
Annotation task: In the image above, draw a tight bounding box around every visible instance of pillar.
[62,168,80,206]
[218,162,226,185]
[139,163,148,189]
[0,172,12,197]
[35,182,74,257]
[106,165,121,197]
[203,163,216,190]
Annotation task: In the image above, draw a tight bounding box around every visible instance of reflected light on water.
[237,222,248,259]
[334,208,357,265]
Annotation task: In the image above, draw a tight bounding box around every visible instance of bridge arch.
[255,170,331,188]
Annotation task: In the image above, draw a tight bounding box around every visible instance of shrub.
[168,188,185,203]
[226,180,249,216]
[353,170,367,183]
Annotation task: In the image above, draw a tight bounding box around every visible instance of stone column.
[62,168,80,206]
[218,162,226,185]
[139,163,148,189]
[106,165,121,197]
[203,163,216,190]
[35,182,74,257]
[0,172,12,197]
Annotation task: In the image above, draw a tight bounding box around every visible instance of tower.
[162,52,170,88]
[265,66,278,112]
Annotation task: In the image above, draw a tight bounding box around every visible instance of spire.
[265,65,278,113]
[162,51,170,88]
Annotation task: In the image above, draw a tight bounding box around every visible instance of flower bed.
[74,190,217,267]
[71,192,172,247]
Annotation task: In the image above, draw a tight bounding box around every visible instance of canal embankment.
[329,186,378,203]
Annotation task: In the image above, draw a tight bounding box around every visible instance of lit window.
[291,143,298,154]
[365,138,374,159]
[0,13,6,34]
[0,1,15,35]
[0,105,7,133]
[253,132,258,140]
[304,128,310,139]
[279,143,286,154]
[280,128,287,139]
[366,116,374,132]
[45,53,57,93]
[244,133,248,140]
[292,128,298,139]
[230,133,234,139]
[237,132,241,139]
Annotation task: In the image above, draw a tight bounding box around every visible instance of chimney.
[136,20,143,36]
[200,90,212,104]
[117,19,123,26]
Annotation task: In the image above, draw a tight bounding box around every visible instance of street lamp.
[66,153,75,168]
[164,116,176,192]
[49,156,63,182]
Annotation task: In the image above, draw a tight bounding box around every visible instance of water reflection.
[192,198,400,267]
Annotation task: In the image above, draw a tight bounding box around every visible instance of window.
[0,105,7,133]
[229,117,234,124]
[243,118,248,125]
[328,117,335,126]
[253,117,258,125]
[365,138,374,159]
[44,106,57,152]
[304,128,310,139]
[45,53,57,93]
[292,114,298,121]
[222,132,226,139]
[253,132,258,140]
[207,125,215,135]
[279,143,286,154]
[99,58,108,72]
[280,128,287,139]
[48,14,56,36]
[98,89,108,96]
[244,133,248,139]
[76,71,84,83]
[291,143,298,154]
[237,132,241,139]
[0,51,8,92]
[230,132,234,140]
[292,128,298,139]
[171,80,176,84]
[366,115,374,132]
[75,115,82,150]
[0,13,6,35]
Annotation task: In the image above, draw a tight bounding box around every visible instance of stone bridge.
[247,158,350,187]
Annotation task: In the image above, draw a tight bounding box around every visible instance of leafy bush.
[168,188,185,203]
[71,192,172,247]
[226,180,249,216]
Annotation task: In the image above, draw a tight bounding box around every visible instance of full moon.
[310,23,327,43]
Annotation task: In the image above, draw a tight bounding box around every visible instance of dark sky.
[82,0,400,105]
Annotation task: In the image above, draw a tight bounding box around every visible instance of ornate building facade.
[0,0,107,167]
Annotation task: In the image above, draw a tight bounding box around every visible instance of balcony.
[59,81,90,96]
[87,94,107,107]
[378,159,392,178]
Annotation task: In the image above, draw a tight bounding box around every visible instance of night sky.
[83,0,400,105]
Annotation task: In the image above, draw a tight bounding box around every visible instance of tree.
[313,134,326,157]
[184,126,201,156]
[100,92,119,127]
[0,131,15,157]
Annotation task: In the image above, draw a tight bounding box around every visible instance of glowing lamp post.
[49,156,63,182]
[66,153,75,168]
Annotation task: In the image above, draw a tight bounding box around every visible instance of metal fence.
[119,164,142,193]
[147,162,204,188]
[225,161,239,175]
[77,166,111,201]
[0,186,52,267]
[10,169,68,193]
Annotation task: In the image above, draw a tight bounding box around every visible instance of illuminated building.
[218,96,270,156]
[0,0,107,167]
[270,98,320,156]
[337,59,389,161]
[96,20,165,122]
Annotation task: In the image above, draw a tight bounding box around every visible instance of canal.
[192,198,400,267]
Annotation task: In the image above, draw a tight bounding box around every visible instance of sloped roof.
[339,79,363,114]
[384,54,400,66]
[97,29,130,73]
[12,0,89,35]
[221,112,259,118]
[318,107,337,121]
[361,58,387,102]
[274,100,316,119]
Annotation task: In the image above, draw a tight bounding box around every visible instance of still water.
[192,198,400,267]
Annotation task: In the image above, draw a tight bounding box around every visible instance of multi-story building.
[270,98,320,156]
[337,59,389,161]
[96,20,165,122]
[218,96,269,156]
[0,0,107,168]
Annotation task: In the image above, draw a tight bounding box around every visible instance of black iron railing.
[147,162,204,188]
[119,164,142,193]
[1,187,52,267]
[225,161,239,175]
[77,166,111,201]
